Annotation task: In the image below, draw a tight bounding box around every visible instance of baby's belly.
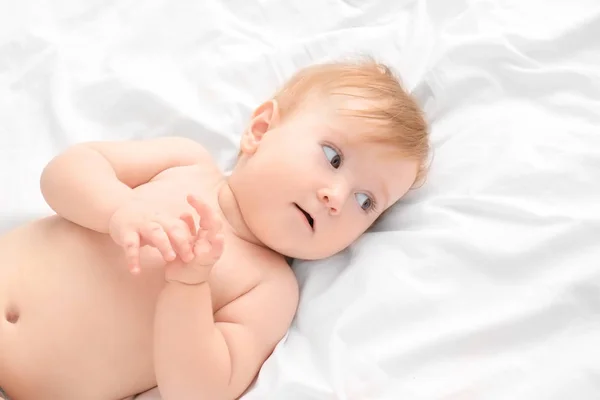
[0,216,166,400]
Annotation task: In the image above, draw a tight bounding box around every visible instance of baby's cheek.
[319,224,360,257]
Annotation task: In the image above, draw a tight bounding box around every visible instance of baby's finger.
[186,195,221,239]
[165,221,194,263]
[122,231,141,274]
[186,195,213,228]
[142,222,176,262]
[192,232,224,265]
[208,233,225,262]
[192,230,210,255]
[180,212,197,237]
[205,212,222,241]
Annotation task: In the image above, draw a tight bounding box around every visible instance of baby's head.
[227,59,429,260]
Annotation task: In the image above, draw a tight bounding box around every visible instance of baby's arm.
[40,136,212,233]
[154,257,299,400]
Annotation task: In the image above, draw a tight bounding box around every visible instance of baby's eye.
[322,145,342,169]
[355,193,373,211]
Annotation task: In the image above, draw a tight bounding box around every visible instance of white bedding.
[2,0,600,399]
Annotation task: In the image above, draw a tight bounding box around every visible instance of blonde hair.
[248,59,430,187]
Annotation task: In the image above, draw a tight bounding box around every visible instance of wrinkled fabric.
[1,0,600,399]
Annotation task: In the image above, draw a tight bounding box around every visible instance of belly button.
[4,305,19,324]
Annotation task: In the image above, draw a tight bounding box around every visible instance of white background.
[1,0,599,399]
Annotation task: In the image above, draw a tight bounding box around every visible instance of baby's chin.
[260,235,349,261]
[278,250,338,262]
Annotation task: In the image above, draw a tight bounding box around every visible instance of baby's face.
[233,104,419,260]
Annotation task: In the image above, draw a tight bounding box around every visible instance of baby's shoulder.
[210,237,298,312]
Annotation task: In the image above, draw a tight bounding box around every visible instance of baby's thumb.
[121,230,141,274]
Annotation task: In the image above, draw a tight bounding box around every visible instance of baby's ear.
[241,100,279,155]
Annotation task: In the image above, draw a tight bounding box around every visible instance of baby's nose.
[317,185,347,214]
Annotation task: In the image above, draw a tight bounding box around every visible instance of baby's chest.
[133,165,222,215]
[138,243,260,312]
[133,165,266,310]
[207,237,266,312]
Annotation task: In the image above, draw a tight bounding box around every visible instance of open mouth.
[294,203,314,230]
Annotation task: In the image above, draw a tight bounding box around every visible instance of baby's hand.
[109,194,212,274]
[164,195,224,284]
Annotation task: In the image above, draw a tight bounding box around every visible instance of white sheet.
[2,0,600,399]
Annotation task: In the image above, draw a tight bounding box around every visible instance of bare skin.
[0,138,298,400]
[0,96,419,399]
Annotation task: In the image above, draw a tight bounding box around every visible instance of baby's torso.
[0,164,281,400]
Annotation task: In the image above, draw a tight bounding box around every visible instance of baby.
[0,60,429,400]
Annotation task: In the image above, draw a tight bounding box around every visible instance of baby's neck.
[217,180,263,247]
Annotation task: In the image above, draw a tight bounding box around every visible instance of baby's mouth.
[294,204,314,230]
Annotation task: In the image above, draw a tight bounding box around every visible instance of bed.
[1,0,599,399]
